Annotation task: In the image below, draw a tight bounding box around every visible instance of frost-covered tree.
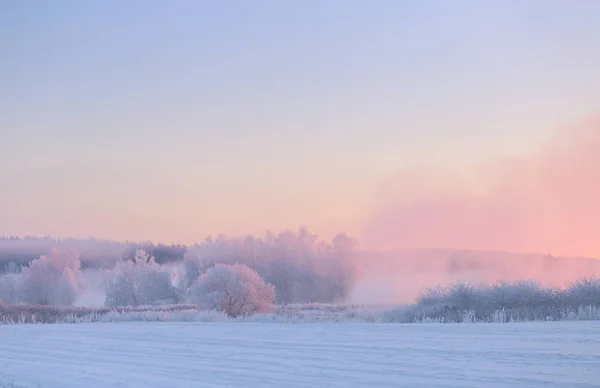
[105,261,137,306]
[190,263,275,317]
[19,249,82,306]
[181,228,359,304]
[0,272,21,305]
[105,249,179,306]
[5,261,19,274]
[177,245,217,293]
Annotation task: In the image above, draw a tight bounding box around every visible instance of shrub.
[566,276,600,306]
[190,263,275,317]
[0,303,197,324]
[386,277,599,323]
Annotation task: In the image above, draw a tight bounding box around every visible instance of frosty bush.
[19,249,82,306]
[190,263,275,317]
[0,303,197,324]
[386,277,600,323]
[565,276,600,306]
[105,249,179,307]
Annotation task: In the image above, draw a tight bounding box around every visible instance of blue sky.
[1,0,600,243]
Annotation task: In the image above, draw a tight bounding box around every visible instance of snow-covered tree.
[105,249,178,307]
[190,263,275,317]
[181,228,359,304]
[19,249,82,306]
[177,246,217,293]
[0,272,21,305]
[105,260,137,306]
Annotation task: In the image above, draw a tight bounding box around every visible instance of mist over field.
[350,116,600,304]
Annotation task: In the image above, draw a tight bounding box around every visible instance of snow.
[1,322,599,388]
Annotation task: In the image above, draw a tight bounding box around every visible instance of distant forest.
[0,236,187,271]
[2,235,599,280]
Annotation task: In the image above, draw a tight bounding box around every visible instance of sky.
[1,1,600,255]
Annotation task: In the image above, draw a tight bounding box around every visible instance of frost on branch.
[0,272,21,305]
[19,249,82,306]
[190,263,275,317]
[105,249,179,307]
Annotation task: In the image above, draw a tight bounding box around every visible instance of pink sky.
[2,115,600,261]
[362,115,600,258]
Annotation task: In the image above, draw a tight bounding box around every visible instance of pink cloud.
[362,114,600,258]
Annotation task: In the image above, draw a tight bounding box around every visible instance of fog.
[355,115,600,303]
[363,115,600,257]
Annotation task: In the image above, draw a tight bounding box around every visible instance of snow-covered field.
[1,322,599,388]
